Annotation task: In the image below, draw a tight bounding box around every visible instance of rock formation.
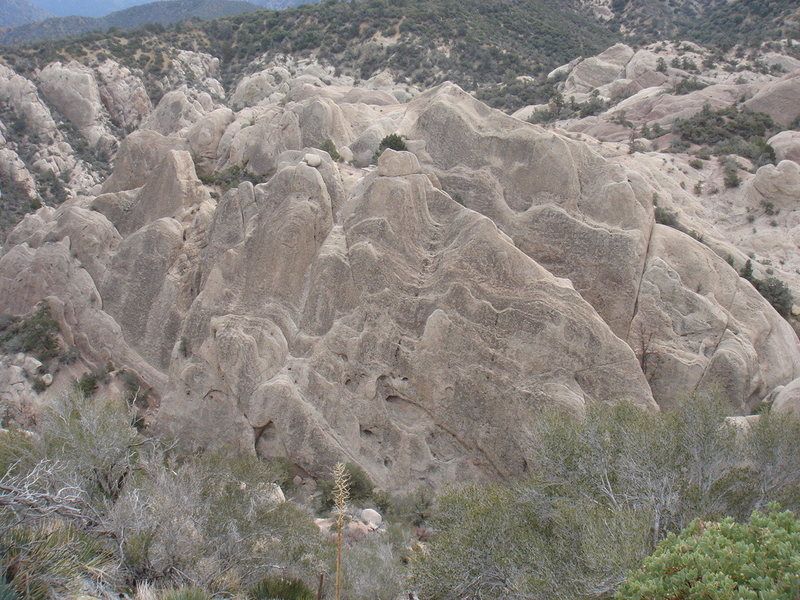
[1,48,799,490]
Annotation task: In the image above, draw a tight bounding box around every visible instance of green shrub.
[673,77,707,95]
[31,376,46,393]
[722,157,741,188]
[321,138,342,162]
[616,505,800,600]
[376,133,407,156]
[75,372,98,397]
[654,206,681,229]
[739,260,794,317]
[754,276,794,317]
[248,577,314,600]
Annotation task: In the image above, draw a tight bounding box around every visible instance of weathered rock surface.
[744,71,800,128]
[37,61,114,150]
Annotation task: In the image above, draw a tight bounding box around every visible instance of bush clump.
[0,303,61,362]
[248,577,315,600]
[616,505,800,600]
[375,133,407,158]
[740,260,794,317]
[321,138,342,162]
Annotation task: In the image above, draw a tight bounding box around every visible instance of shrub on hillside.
[615,505,800,600]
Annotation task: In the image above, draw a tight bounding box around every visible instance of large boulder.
[37,61,112,149]
[101,130,189,193]
[744,70,800,128]
[95,59,152,130]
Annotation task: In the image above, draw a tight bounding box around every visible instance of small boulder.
[377,149,420,177]
[304,153,322,167]
[361,508,382,530]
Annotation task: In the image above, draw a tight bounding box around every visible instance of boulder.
[744,70,800,128]
[768,131,800,164]
[360,508,382,529]
[772,377,800,416]
[101,130,189,193]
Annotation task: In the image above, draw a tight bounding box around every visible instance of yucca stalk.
[332,462,350,600]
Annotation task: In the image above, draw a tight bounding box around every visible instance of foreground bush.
[616,505,800,600]
[412,399,800,600]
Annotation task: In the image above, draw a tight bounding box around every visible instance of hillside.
[1,0,616,111]
[587,0,800,42]
[0,0,52,27]
[0,0,264,45]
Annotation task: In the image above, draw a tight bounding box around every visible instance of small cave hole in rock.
[253,420,276,453]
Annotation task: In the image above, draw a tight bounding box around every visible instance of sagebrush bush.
[412,399,800,600]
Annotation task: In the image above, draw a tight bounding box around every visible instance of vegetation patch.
[675,104,777,164]
[0,303,61,362]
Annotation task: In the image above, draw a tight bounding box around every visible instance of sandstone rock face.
[773,377,800,416]
[628,225,798,413]
[2,52,799,492]
[156,152,654,488]
[95,59,152,130]
[744,70,800,128]
[101,130,189,193]
[141,89,208,136]
[37,61,111,149]
[564,43,634,95]
[0,64,58,141]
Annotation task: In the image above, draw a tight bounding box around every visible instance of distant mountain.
[29,0,318,18]
[0,0,264,44]
[0,0,52,27]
